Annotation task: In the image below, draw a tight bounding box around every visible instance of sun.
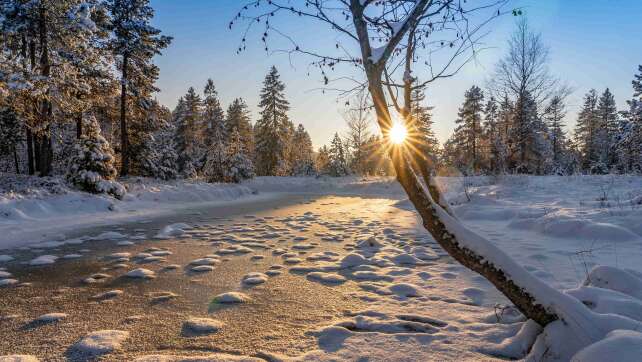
[389,122,408,145]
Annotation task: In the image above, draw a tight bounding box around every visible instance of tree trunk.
[349,0,558,323]
[13,147,20,174]
[120,54,129,176]
[76,113,83,139]
[26,127,34,175]
[37,5,52,177]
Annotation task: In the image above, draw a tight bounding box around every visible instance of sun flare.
[389,122,408,145]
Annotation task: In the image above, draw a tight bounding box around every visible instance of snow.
[72,330,129,355]
[33,313,67,323]
[0,356,40,362]
[182,317,224,334]
[124,268,156,279]
[28,255,58,266]
[211,292,250,304]
[571,330,642,362]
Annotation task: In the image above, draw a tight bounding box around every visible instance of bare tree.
[232,0,580,327]
[344,92,372,175]
[489,17,566,108]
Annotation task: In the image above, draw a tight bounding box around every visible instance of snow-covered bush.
[66,116,125,199]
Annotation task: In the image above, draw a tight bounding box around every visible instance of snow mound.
[0,356,40,362]
[34,313,67,323]
[571,330,642,362]
[0,279,18,287]
[133,354,262,361]
[211,292,250,304]
[191,265,214,272]
[155,223,190,239]
[307,272,346,284]
[29,255,58,266]
[182,317,224,334]
[0,255,14,263]
[340,253,368,268]
[124,268,156,279]
[242,272,268,285]
[72,330,129,355]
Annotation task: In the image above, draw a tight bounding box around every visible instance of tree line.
[440,20,642,175]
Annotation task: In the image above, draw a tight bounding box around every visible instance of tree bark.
[120,53,129,176]
[76,113,83,139]
[13,147,20,174]
[37,5,52,177]
[26,127,34,175]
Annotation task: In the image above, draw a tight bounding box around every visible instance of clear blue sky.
[150,0,641,149]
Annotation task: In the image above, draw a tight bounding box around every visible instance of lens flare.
[389,122,408,145]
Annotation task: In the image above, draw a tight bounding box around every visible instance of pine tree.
[316,145,330,174]
[410,86,439,170]
[574,89,602,172]
[224,128,255,183]
[140,120,178,180]
[511,91,549,173]
[203,122,228,183]
[483,97,502,173]
[226,98,254,155]
[543,95,568,171]
[67,116,125,199]
[175,87,203,177]
[616,65,642,173]
[290,124,315,176]
[596,88,618,168]
[203,79,226,145]
[327,132,348,176]
[453,85,484,173]
[108,0,172,176]
[255,66,291,176]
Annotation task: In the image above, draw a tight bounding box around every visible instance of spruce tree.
[574,89,601,171]
[255,66,291,176]
[410,86,439,170]
[453,85,484,173]
[226,98,254,155]
[203,79,226,145]
[67,116,125,199]
[140,120,178,180]
[543,95,568,169]
[596,88,618,168]
[483,97,502,173]
[108,0,172,176]
[175,87,203,177]
[327,132,348,176]
[290,124,315,176]
[511,91,548,173]
[616,66,642,173]
[224,128,255,183]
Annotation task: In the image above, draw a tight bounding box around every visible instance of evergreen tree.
[175,87,203,176]
[224,128,255,182]
[67,116,125,198]
[290,124,315,176]
[255,66,291,176]
[596,88,618,167]
[410,86,439,170]
[543,95,568,170]
[316,145,330,174]
[483,97,502,173]
[511,91,549,173]
[327,132,348,176]
[108,0,172,175]
[203,79,226,145]
[226,98,254,155]
[140,120,178,180]
[453,85,484,173]
[574,89,602,172]
[616,65,642,173]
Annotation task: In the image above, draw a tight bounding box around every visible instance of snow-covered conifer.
[67,116,125,198]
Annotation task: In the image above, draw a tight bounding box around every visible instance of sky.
[150,0,641,149]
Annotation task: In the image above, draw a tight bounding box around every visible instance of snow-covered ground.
[1,174,642,361]
[0,174,403,249]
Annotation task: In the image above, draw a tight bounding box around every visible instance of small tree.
[224,128,255,183]
[67,116,125,199]
[140,121,179,180]
[327,132,348,176]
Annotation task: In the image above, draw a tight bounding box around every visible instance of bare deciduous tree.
[234,0,572,327]
[344,92,372,175]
